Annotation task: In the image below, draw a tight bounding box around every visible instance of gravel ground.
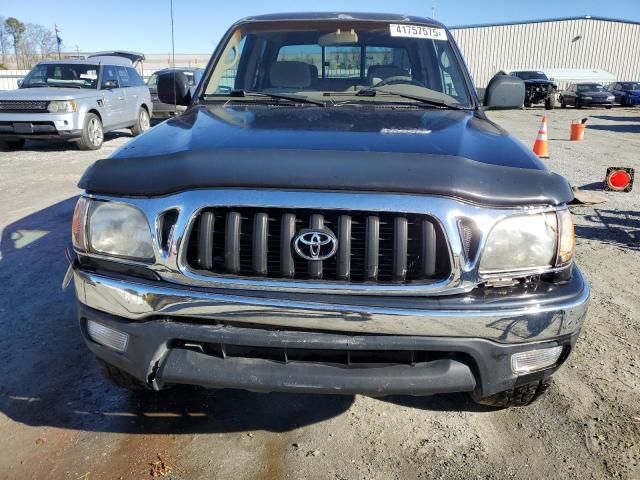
[0,108,638,480]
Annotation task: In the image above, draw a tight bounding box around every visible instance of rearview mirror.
[318,29,359,46]
[484,75,525,110]
[157,71,191,106]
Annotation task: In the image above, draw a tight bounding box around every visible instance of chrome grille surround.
[80,189,568,296]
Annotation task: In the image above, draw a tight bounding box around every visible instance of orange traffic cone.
[532,116,550,158]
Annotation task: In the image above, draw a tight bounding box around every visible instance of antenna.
[170,0,176,107]
[432,5,436,18]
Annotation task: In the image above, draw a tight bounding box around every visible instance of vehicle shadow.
[574,209,639,251]
[590,115,640,122]
[0,198,476,435]
[587,123,640,133]
[20,131,132,152]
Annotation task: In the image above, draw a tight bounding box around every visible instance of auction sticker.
[389,24,447,40]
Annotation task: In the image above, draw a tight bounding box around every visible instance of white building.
[450,16,640,88]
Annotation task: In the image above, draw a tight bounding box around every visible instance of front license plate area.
[13,123,34,134]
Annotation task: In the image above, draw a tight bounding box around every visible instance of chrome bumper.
[73,267,589,344]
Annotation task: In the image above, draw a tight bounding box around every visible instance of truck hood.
[81,105,573,206]
[0,87,98,101]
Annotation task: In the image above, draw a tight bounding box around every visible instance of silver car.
[0,51,152,150]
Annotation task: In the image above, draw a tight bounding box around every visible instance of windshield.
[21,63,99,89]
[577,84,604,92]
[621,82,640,90]
[513,71,548,81]
[201,21,473,107]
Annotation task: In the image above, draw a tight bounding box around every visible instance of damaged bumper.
[73,267,589,397]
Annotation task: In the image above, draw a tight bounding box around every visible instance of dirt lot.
[0,108,638,480]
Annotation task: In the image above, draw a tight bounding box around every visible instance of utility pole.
[432,5,436,19]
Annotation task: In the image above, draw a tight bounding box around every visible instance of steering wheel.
[375,76,425,88]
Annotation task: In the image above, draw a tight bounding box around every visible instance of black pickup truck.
[509,70,558,109]
[69,13,589,408]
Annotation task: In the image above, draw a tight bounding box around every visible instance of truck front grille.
[185,208,450,284]
[0,100,48,113]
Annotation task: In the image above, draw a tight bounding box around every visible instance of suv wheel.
[131,108,150,136]
[0,139,26,151]
[77,113,104,150]
[560,97,567,108]
[471,379,550,408]
[96,358,150,390]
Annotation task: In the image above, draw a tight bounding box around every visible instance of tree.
[25,23,56,60]
[5,17,26,68]
[0,17,8,67]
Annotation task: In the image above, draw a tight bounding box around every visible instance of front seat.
[269,61,312,90]
[367,65,410,86]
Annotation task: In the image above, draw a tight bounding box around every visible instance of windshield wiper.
[204,89,327,107]
[355,88,471,110]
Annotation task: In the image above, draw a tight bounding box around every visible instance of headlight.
[75,199,154,260]
[607,96,615,100]
[582,96,592,100]
[479,210,574,275]
[47,100,77,113]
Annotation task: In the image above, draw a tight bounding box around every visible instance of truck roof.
[236,12,443,27]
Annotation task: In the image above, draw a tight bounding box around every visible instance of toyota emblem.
[293,229,338,261]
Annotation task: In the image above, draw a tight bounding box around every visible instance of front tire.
[0,139,26,151]
[131,107,150,136]
[77,113,103,150]
[560,97,567,108]
[471,379,550,408]
[575,99,582,109]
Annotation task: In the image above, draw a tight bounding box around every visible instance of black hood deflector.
[79,149,572,206]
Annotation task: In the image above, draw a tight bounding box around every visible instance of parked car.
[0,51,151,151]
[147,68,204,119]
[606,81,640,107]
[559,83,615,109]
[507,70,557,109]
[69,13,589,409]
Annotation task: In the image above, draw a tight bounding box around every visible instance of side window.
[127,67,144,87]
[101,66,119,88]
[147,73,158,87]
[218,36,246,90]
[116,66,131,88]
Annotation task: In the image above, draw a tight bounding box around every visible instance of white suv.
[0,51,152,150]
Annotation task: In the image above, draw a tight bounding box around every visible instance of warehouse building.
[450,16,640,88]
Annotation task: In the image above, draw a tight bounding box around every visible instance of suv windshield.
[513,71,548,81]
[577,84,604,92]
[201,21,472,107]
[21,63,99,89]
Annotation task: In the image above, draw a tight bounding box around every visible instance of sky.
[2,0,640,54]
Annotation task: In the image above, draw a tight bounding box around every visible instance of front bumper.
[0,111,82,139]
[74,267,589,396]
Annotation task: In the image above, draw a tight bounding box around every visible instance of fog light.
[87,320,129,352]
[511,346,563,374]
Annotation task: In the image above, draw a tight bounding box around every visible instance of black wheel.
[131,107,150,136]
[524,102,532,108]
[560,97,566,108]
[471,379,550,408]
[606,105,612,109]
[544,95,555,110]
[575,99,582,109]
[621,96,629,107]
[77,113,103,150]
[96,358,150,390]
[0,139,26,151]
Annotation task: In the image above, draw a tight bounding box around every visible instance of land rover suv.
[69,13,589,408]
[0,51,151,151]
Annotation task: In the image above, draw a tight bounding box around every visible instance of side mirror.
[483,74,525,110]
[102,80,118,89]
[157,71,191,106]
[17,79,23,88]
